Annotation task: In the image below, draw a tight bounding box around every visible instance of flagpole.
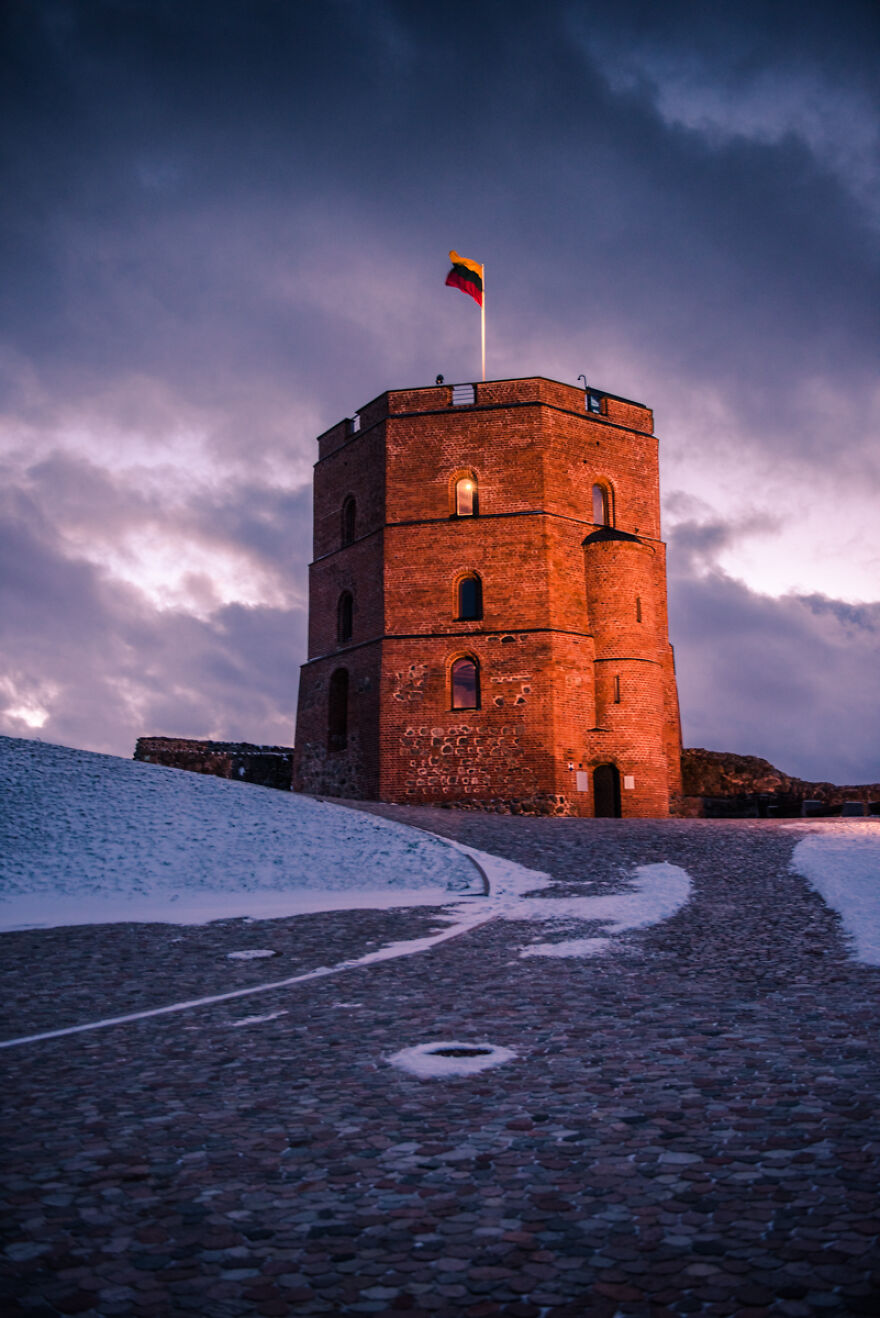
[481,264,486,381]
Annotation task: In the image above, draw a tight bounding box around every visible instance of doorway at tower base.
[593,763,622,818]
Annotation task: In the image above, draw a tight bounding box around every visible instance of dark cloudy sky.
[2,0,878,783]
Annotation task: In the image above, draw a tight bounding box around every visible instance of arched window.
[451,656,480,710]
[455,476,478,517]
[457,574,483,621]
[328,668,349,751]
[592,483,611,526]
[341,496,356,546]
[337,591,353,642]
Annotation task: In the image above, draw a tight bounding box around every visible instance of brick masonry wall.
[294,376,682,815]
[293,643,381,799]
[378,633,568,810]
[580,536,675,816]
[307,533,384,659]
[312,424,386,562]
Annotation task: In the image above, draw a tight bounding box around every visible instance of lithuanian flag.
[445,251,483,307]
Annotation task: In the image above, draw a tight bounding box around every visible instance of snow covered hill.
[2,736,877,973]
[0,736,482,930]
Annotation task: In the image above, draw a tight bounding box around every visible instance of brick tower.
[293,377,682,817]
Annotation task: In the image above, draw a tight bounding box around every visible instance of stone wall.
[677,748,880,817]
[134,737,293,791]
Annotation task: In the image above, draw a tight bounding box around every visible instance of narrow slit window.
[613,674,621,704]
[457,574,483,620]
[455,476,478,517]
[337,591,353,642]
[592,483,610,526]
[341,496,356,546]
[451,657,480,709]
[328,668,349,751]
[636,596,642,623]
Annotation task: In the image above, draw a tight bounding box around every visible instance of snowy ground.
[3,745,880,1315]
[0,736,483,929]
[1,736,878,979]
[788,819,880,966]
[0,738,702,1049]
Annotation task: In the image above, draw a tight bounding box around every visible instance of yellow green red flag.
[445,250,483,307]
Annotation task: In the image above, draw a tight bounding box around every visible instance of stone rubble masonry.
[134,737,293,791]
[293,375,683,817]
[679,747,880,818]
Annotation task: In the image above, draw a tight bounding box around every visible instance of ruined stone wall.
[133,738,293,790]
[677,748,880,817]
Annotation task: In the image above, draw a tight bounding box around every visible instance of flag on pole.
[445,251,484,307]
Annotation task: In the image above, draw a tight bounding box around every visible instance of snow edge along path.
[0,841,547,1051]
[0,899,496,1051]
[0,838,694,1050]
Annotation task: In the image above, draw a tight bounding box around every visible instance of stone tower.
[293,376,682,817]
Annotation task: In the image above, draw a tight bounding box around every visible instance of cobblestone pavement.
[2,812,880,1317]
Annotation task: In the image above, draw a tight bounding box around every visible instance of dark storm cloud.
[667,520,880,784]
[0,478,305,753]
[1,1,877,769]
[665,508,784,574]
[3,0,877,440]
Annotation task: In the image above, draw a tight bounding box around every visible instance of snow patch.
[788,820,880,966]
[434,850,691,957]
[227,948,278,960]
[388,1040,517,1079]
[229,1010,288,1027]
[486,860,691,957]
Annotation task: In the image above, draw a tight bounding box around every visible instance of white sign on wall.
[623,775,635,790]
[575,771,589,792]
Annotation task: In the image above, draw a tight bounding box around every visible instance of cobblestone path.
[2,814,879,1316]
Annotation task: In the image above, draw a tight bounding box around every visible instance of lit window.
[457,574,482,620]
[337,591,353,643]
[341,496,356,545]
[328,668,349,751]
[455,476,478,516]
[451,656,480,709]
[592,483,610,526]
